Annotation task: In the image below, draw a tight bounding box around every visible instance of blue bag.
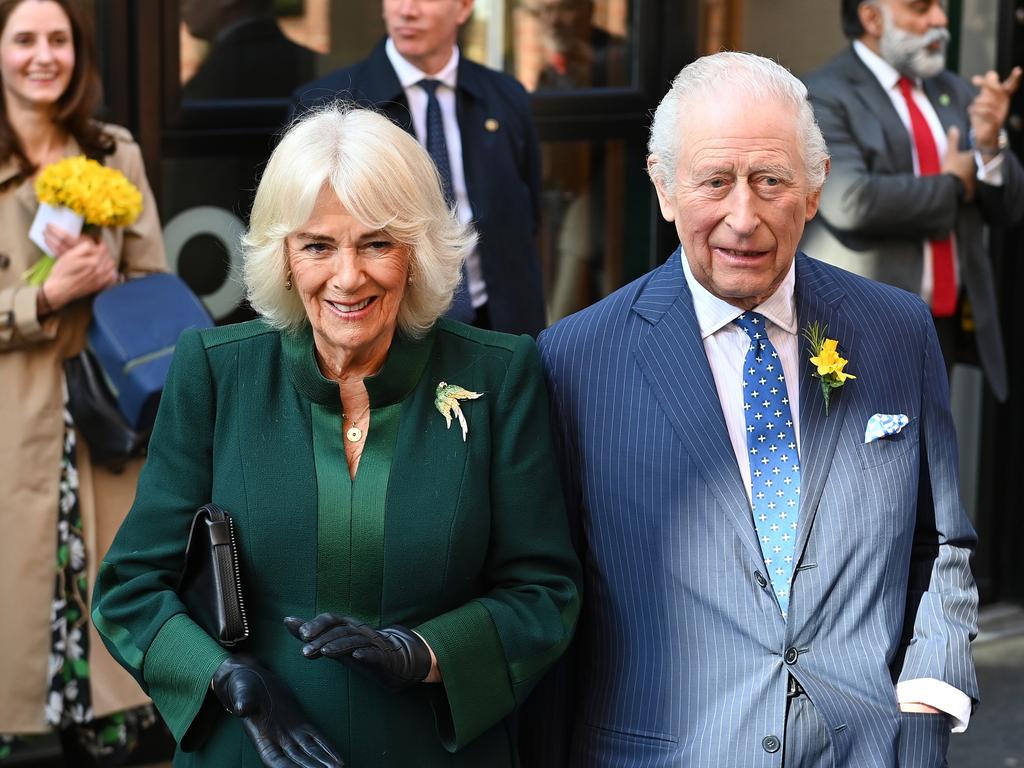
[87,272,213,430]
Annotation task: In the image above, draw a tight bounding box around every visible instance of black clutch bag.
[177,503,250,647]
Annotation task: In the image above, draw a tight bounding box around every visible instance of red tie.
[897,76,957,317]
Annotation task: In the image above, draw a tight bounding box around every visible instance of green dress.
[91,318,581,767]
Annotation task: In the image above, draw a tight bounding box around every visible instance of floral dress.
[0,407,157,765]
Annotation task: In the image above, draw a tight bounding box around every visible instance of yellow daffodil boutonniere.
[24,156,144,286]
[804,322,855,416]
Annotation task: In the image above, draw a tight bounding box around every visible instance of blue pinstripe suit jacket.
[525,250,978,767]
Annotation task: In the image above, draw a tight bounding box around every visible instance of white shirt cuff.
[975,150,1005,185]
[896,678,973,733]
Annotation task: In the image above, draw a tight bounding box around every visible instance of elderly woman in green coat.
[91,104,581,768]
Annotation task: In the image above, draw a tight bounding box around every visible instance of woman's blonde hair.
[243,103,477,337]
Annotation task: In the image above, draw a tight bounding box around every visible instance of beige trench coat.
[0,123,167,733]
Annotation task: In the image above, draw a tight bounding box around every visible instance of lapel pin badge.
[939,93,951,107]
[484,118,500,133]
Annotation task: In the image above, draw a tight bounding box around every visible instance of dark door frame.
[980,0,1024,605]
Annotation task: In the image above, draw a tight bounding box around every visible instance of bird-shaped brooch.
[434,381,483,441]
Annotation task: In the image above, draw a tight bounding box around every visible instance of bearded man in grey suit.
[521,51,978,768]
[801,0,1024,402]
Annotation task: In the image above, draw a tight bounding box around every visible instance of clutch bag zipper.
[225,515,250,644]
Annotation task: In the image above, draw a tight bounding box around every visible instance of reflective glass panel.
[507,0,633,91]
[541,139,628,323]
[175,0,634,100]
[178,0,328,100]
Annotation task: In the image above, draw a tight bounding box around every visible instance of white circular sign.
[163,206,246,320]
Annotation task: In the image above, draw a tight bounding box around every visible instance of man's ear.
[805,188,823,222]
[858,0,884,39]
[648,156,677,223]
[804,160,829,222]
[457,0,475,26]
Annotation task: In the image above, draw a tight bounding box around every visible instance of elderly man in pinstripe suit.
[522,51,978,767]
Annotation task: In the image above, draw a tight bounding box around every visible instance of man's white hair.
[647,51,829,195]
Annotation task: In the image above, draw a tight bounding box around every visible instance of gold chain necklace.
[342,403,371,443]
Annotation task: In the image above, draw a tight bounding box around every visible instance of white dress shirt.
[853,40,1003,307]
[680,250,971,731]
[385,39,487,309]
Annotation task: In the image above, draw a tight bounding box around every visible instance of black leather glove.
[285,614,433,691]
[212,654,344,768]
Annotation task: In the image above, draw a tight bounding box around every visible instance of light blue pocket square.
[864,413,910,444]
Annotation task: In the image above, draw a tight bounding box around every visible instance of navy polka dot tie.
[734,312,801,618]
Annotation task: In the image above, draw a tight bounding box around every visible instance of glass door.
[99,0,696,326]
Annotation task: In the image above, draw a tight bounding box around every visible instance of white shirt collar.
[385,38,459,89]
[679,249,798,339]
[853,38,910,92]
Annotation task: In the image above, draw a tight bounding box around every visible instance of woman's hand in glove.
[284,614,435,691]
[212,654,344,768]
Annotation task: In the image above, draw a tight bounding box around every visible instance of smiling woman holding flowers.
[0,0,167,764]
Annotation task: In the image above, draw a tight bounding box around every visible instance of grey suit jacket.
[801,46,1024,401]
[522,251,978,767]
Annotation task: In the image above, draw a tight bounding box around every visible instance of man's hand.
[941,126,976,202]
[212,654,344,768]
[41,224,118,312]
[969,66,1022,150]
[285,614,436,691]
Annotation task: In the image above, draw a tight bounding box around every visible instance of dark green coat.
[92,318,580,767]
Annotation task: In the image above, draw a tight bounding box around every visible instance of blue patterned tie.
[734,312,801,617]
[419,79,474,323]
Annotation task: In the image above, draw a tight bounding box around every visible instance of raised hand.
[212,654,344,768]
[285,614,434,692]
[41,224,118,310]
[969,66,1022,150]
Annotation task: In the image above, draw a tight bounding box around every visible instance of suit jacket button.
[762,735,781,753]
[784,647,799,665]
[754,571,768,589]
[0,253,9,270]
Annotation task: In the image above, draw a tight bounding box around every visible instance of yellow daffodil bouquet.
[23,156,143,286]
[803,322,855,416]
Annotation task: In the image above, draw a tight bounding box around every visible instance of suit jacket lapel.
[633,251,765,570]
[793,255,853,564]
[842,47,915,174]
[362,40,414,133]
[453,59,491,225]
[923,75,965,137]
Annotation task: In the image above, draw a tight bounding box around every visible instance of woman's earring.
[285,270,292,291]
